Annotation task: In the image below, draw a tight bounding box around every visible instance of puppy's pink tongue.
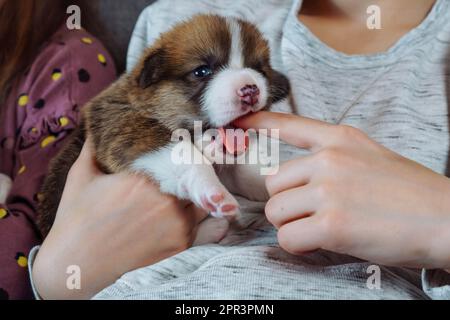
[218,127,249,155]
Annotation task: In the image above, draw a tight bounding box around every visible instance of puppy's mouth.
[217,123,249,156]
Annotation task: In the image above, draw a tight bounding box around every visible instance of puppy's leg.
[132,141,239,218]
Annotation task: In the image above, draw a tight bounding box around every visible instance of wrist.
[32,243,66,300]
[429,223,450,270]
[427,180,450,269]
[32,233,105,300]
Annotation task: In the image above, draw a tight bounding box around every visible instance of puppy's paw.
[198,186,240,218]
[193,217,229,246]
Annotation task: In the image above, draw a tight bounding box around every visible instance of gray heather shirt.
[92,0,450,299]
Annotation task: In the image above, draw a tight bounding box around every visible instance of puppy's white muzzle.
[202,68,269,128]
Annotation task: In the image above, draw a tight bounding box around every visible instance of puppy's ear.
[270,70,290,103]
[138,49,165,88]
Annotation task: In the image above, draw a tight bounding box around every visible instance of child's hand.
[32,139,208,299]
[236,112,450,269]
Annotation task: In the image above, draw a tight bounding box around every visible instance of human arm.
[31,139,208,299]
[0,29,116,300]
[235,111,450,269]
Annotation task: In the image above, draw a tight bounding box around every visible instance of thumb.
[65,137,101,192]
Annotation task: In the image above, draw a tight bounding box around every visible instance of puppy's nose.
[238,84,260,108]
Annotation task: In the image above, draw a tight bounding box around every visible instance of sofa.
[94,0,157,73]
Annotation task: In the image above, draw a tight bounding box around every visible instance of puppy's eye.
[192,65,212,78]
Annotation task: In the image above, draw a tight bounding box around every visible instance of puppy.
[38,15,290,241]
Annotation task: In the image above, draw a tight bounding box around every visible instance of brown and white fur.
[38,15,290,242]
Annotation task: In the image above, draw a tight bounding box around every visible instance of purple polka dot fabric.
[0,25,116,300]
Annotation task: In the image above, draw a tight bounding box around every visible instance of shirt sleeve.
[27,246,42,300]
[422,269,450,300]
[0,29,116,300]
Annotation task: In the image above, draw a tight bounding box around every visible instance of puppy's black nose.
[238,84,260,107]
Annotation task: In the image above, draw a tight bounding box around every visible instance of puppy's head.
[130,14,290,130]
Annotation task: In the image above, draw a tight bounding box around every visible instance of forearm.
[31,232,121,300]
[388,175,450,270]
[429,217,450,270]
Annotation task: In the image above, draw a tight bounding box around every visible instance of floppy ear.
[270,70,291,103]
[137,49,165,88]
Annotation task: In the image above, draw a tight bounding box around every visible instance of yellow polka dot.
[41,135,56,148]
[17,256,28,268]
[30,127,38,133]
[98,53,106,65]
[59,116,70,127]
[18,165,26,175]
[81,37,93,44]
[0,208,8,219]
[18,94,29,107]
[36,193,44,202]
[52,72,62,81]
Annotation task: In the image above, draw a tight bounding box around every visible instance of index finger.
[234,111,334,151]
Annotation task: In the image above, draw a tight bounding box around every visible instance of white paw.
[0,174,12,204]
[196,185,240,218]
[193,217,229,246]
